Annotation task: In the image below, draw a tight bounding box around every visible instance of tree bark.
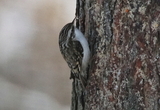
[72,0,160,110]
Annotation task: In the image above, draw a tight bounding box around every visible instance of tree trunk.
[71,0,160,110]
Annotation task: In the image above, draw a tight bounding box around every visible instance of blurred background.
[0,0,76,110]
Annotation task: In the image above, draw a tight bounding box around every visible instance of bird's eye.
[71,34,75,40]
[70,30,75,39]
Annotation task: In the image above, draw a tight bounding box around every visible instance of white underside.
[74,28,90,72]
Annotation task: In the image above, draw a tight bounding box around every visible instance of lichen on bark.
[71,0,160,110]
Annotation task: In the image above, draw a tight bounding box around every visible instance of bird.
[59,17,90,89]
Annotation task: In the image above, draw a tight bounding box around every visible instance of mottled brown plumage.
[59,20,83,79]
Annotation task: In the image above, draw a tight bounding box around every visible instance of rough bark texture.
[72,0,160,110]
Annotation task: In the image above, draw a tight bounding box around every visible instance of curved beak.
[71,16,78,27]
